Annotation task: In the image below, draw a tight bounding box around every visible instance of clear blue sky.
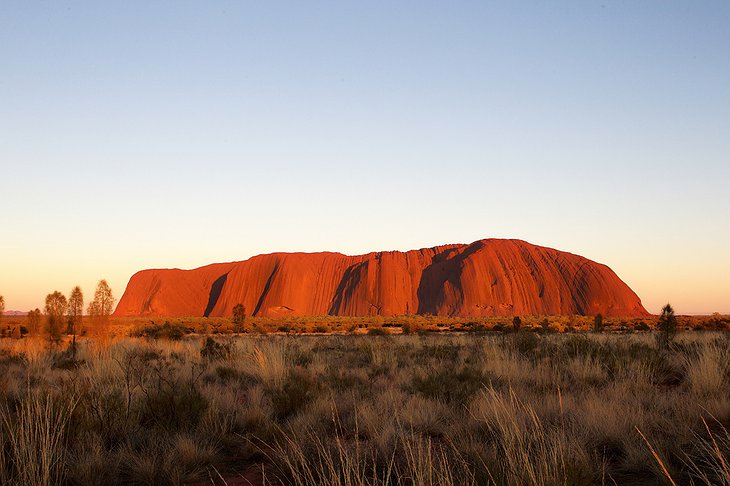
[1,1,729,314]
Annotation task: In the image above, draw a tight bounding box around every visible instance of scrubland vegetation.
[0,321,729,485]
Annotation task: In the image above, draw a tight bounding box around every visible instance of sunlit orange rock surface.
[114,239,648,318]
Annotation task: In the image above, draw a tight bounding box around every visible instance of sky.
[1,1,729,314]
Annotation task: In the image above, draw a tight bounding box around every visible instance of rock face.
[114,239,648,318]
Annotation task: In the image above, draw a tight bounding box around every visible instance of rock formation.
[114,239,648,318]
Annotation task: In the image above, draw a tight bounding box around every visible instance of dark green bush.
[140,377,208,431]
[51,342,84,370]
[411,366,489,405]
[650,356,685,387]
[635,321,651,331]
[415,344,460,361]
[512,316,522,332]
[326,370,371,393]
[292,351,313,367]
[507,331,540,358]
[267,368,320,420]
[593,314,604,333]
[214,365,241,382]
[471,323,491,333]
[133,321,193,340]
[0,349,27,368]
[200,337,230,361]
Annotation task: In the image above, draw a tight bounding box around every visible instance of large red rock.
[114,239,648,318]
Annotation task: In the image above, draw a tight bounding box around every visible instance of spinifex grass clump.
[0,393,78,486]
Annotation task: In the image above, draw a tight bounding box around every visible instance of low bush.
[411,366,489,405]
[133,321,193,340]
[266,368,320,420]
[200,337,230,361]
[138,362,208,431]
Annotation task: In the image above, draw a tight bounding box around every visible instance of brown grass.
[0,328,728,484]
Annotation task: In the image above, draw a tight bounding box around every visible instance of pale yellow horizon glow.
[2,234,728,316]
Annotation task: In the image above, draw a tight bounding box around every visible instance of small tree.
[540,318,551,333]
[88,279,115,331]
[45,291,68,345]
[512,316,522,333]
[593,313,604,333]
[67,286,84,356]
[232,304,246,333]
[27,308,42,336]
[657,303,677,351]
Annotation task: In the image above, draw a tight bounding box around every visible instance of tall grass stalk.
[685,417,730,485]
[1,393,78,486]
[471,387,581,486]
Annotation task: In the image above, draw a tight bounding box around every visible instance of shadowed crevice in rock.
[416,242,483,315]
[142,279,162,314]
[204,272,229,317]
[328,261,369,315]
[253,264,280,316]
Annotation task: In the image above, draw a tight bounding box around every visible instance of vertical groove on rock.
[204,272,229,317]
[253,263,280,317]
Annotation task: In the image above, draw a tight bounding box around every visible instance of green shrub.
[140,377,208,431]
[593,314,604,333]
[213,366,241,383]
[650,355,685,387]
[411,366,489,405]
[51,341,84,370]
[133,321,192,340]
[657,304,678,350]
[266,368,319,420]
[416,344,460,361]
[635,321,651,331]
[292,351,313,367]
[200,337,230,361]
[471,323,491,333]
[0,349,27,368]
[326,370,370,393]
[507,331,540,358]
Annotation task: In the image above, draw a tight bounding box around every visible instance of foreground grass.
[0,331,728,485]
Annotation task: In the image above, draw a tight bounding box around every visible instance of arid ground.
[0,315,729,485]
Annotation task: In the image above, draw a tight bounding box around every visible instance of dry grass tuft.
[685,342,728,396]
[0,393,78,486]
[248,340,289,388]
